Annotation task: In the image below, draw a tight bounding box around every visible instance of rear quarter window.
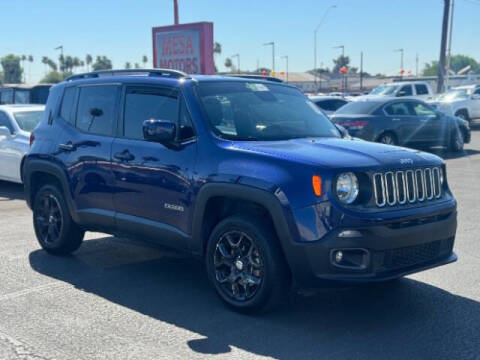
[59,87,77,125]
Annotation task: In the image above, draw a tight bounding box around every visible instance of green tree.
[92,56,113,71]
[332,55,350,74]
[224,57,233,72]
[134,63,140,69]
[40,71,63,84]
[142,55,148,68]
[1,54,23,83]
[423,54,479,76]
[125,62,131,69]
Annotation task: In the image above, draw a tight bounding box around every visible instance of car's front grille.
[372,167,442,207]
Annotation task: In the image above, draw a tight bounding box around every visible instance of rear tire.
[33,184,84,255]
[206,215,290,314]
[377,132,398,146]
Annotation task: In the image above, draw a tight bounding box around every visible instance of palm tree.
[85,54,92,72]
[224,57,233,72]
[58,54,65,73]
[42,56,48,75]
[142,55,148,68]
[27,55,33,83]
[72,57,81,73]
[21,55,27,82]
[125,62,131,69]
[214,42,222,56]
[134,63,140,69]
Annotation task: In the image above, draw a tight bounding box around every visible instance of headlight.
[336,172,359,204]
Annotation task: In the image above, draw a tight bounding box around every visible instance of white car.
[428,85,480,123]
[309,96,349,117]
[354,81,434,102]
[0,105,45,183]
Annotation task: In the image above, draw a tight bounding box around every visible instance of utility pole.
[333,45,345,92]
[360,52,364,91]
[256,59,259,72]
[438,0,451,93]
[446,0,455,89]
[263,42,275,72]
[173,0,179,24]
[314,5,337,90]
[281,55,289,82]
[416,53,419,77]
[231,54,240,73]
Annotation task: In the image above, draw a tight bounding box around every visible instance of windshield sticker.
[307,100,323,114]
[246,83,269,92]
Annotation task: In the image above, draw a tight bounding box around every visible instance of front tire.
[33,184,84,255]
[449,129,464,152]
[206,215,290,314]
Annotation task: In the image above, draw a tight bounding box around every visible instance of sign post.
[152,22,214,75]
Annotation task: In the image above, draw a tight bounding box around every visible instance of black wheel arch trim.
[190,182,305,271]
[23,157,77,217]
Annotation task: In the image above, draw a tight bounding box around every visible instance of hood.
[229,137,442,170]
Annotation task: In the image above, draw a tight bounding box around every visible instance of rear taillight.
[348,120,367,130]
[29,133,35,147]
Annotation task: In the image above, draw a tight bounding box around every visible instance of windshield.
[13,111,44,132]
[197,81,340,141]
[370,85,399,96]
[335,101,380,115]
[438,88,471,101]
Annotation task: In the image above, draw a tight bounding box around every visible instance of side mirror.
[471,94,480,100]
[335,124,349,138]
[143,119,176,144]
[0,126,11,138]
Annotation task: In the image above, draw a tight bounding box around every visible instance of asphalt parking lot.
[0,128,479,360]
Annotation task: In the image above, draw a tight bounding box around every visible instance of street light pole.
[173,0,179,25]
[263,42,275,72]
[231,54,240,73]
[55,45,63,72]
[314,5,337,89]
[281,55,289,82]
[394,48,404,76]
[438,0,451,93]
[446,0,455,89]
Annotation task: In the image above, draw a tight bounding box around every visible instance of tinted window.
[335,101,380,115]
[384,102,413,116]
[0,89,13,104]
[315,100,336,111]
[198,81,339,141]
[76,85,118,136]
[14,90,30,104]
[474,88,480,95]
[398,85,413,96]
[124,87,178,140]
[60,87,76,125]
[0,112,13,133]
[415,84,429,95]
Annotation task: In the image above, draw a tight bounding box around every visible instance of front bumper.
[284,201,457,286]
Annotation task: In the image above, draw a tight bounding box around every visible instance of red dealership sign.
[152,22,214,75]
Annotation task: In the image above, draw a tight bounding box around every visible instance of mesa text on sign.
[155,30,200,74]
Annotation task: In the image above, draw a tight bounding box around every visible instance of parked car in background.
[24,69,458,313]
[0,104,45,183]
[309,95,349,116]
[354,81,434,102]
[0,84,51,105]
[428,85,480,123]
[331,98,470,152]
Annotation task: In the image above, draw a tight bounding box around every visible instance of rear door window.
[76,85,118,136]
[399,85,413,96]
[59,87,77,125]
[0,89,13,104]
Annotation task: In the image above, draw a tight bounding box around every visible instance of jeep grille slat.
[373,167,442,207]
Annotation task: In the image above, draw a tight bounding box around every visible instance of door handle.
[58,142,74,151]
[392,118,401,121]
[114,150,135,161]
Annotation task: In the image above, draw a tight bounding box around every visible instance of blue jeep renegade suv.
[24,69,457,313]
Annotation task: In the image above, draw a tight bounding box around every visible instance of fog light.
[335,251,343,263]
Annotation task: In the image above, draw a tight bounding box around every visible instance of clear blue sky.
[1,0,479,83]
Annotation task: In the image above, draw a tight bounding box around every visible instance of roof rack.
[229,74,284,83]
[65,69,188,81]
